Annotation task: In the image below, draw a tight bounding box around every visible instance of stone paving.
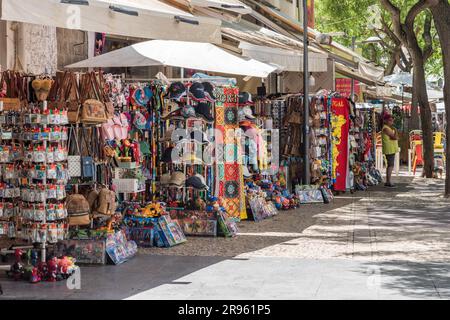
[3,175,450,299]
[239,177,450,263]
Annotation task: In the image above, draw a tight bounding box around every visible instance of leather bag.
[95,187,117,216]
[80,72,107,124]
[66,194,91,226]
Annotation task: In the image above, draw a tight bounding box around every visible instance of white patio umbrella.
[66,40,277,78]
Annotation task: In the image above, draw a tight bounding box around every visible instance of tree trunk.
[410,75,420,130]
[430,1,450,196]
[413,57,434,178]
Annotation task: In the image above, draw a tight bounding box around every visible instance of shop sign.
[335,78,360,98]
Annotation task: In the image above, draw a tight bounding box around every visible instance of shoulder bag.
[66,72,81,124]
[81,72,107,124]
[80,127,95,179]
[67,126,82,178]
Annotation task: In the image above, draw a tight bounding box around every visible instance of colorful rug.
[214,86,247,220]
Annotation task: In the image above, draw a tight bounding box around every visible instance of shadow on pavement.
[0,254,227,300]
[354,260,450,299]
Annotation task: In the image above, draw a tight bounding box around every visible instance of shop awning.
[359,61,385,82]
[239,42,328,73]
[189,0,251,14]
[66,40,277,78]
[335,63,382,86]
[0,0,222,44]
[219,19,329,73]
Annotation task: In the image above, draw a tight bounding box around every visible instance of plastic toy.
[8,249,25,281]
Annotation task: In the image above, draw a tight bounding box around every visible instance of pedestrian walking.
[382,113,399,187]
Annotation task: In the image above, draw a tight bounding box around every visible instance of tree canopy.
[315,0,443,77]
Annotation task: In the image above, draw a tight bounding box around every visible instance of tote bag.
[67,126,82,178]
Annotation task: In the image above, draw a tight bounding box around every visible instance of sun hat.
[189,82,207,101]
[161,101,182,119]
[160,172,171,185]
[185,174,209,190]
[239,92,253,106]
[169,171,186,187]
[202,82,216,101]
[166,82,187,101]
[195,102,214,123]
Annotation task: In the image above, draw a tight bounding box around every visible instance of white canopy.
[66,40,277,78]
[239,42,328,73]
[0,0,221,44]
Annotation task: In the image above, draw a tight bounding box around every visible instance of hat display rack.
[0,71,70,264]
[158,78,219,208]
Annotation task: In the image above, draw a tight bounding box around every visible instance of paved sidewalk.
[240,177,450,262]
[3,176,450,299]
[127,176,450,300]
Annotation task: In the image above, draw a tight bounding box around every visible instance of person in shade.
[382,113,399,187]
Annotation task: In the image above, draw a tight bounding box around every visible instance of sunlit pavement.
[127,176,450,300]
[2,175,450,300]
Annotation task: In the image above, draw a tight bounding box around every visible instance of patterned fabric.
[215,87,247,220]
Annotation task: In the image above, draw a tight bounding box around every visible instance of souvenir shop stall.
[239,92,334,211]
[0,70,80,283]
[139,76,241,238]
[1,67,247,279]
[238,93,299,222]
[347,101,383,191]
[240,91,383,208]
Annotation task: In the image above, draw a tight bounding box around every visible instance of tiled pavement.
[2,176,450,299]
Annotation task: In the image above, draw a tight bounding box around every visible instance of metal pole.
[300,0,310,184]
[350,36,356,100]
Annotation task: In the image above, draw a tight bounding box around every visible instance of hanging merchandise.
[0,70,83,284]
[215,87,246,220]
[330,97,350,191]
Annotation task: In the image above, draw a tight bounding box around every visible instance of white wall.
[19,23,57,74]
[0,21,57,74]
[0,20,16,71]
